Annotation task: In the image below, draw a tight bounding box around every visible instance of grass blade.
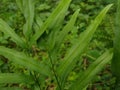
[0,73,33,84]
[30,0,72,44]
[57,4,113,87]
[0,46,50,76]
[0,19,26,48]
[70,49,113,90]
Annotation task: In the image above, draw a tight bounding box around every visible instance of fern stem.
[30,71,42,90]
[48,52,61,90]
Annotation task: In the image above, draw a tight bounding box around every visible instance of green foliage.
[0,46,50,76]
[70,49,113,90]
[16,0,34,40]
[57,4,113,89]
[0,73,33,84]
[0,19,26,48]
[112,0,120,77]
[0,0,113,90]
[112,0,120,89]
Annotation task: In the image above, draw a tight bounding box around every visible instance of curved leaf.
[70,49,113,90]
[55,9,80,50]
[0,46,50,76]
[0,19,26,48]
[0,73,33,84]
[16,0,34,39]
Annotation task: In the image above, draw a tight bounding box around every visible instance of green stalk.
[48,52,61,90]
[111,0,120,89]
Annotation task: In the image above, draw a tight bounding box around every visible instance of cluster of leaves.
[66,1,115,89]
[0,0,114,90]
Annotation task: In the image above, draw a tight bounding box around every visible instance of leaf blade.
[0,19,26,48]
[16,0,34,39]
[0,73,33,84]
[55,9,80,50]
[0,46,50,76]
[70,49,113,90]
[30,0,72,44]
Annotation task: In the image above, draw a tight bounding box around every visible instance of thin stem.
[48,51,61,90]
[34,72,42,90]
[30,71,42,90]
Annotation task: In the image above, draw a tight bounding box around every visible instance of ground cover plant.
[0,0,117,90]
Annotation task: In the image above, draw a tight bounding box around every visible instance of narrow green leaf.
[0,73,33,84]
[0,19,26,48]
[30,0,72,44]
[55,9,80,50]
[0,46,50,76]
[111,0,120,89]
[112,0,120,77]
[39,6,79,53]
[48,9,80,63]
[47,5,72,51]
[57,4,113,87]
[16,0,34,39]
[35,16,43,31]
[70,49,113,90]
[16,0,23,12]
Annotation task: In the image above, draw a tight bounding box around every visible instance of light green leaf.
[16,0,34,39]
[36,3,50,11]
[55,9,80,50]
[30,0,72,44]
[57,4,113,87]
[48,9,80,62]
[16,0,23,12]
[0,19,26,48]
[70,49,113,90]
[35,16,43,31]
[0,46,50,76]
[0,73,33,84]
